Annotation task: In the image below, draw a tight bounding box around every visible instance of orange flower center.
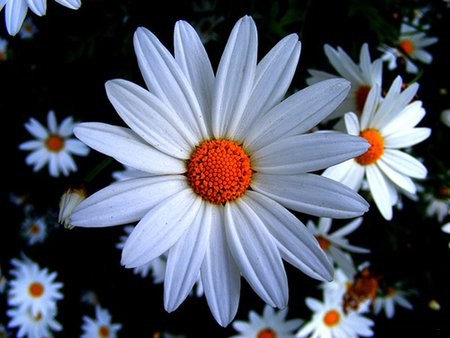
[355,129,384,165]
[355,85,371,114]
[30,223,41,234]
[98,325,110,337]
[29,282,44,297]
[316,235,331,250]
[323,309,341,327]
[45,134,65,152]
[0,51,5,61]
[186,139,252,204]
[399,39,415,55]
[257,327,277,338]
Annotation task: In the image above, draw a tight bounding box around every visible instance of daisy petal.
[58,116,75,137]
[201,207,240,327]
[344,113,361,136]
[324,44,364,83]
[18,140,43,151]
[382,149,427,179]
[53,0,81,10]
[252,133,369,175]
[5,0,27,35]
[25,148,49,171]
[225,200,288,308]
[121,189,202,268]
[243,191,333,281]
[64,139,90,156]
[252,173,369,218]
[384,128,431,148]
[74,122,185,175]
[366,165,393,220]
[380,101,425,135]
[47,110,58,134]
[164,202,211,312]
[376,160,417,194]
[71,176,188,227]
[25,118,48,140]
[331,217,363,237]
[26,0,46,16]
[322,159,365,191]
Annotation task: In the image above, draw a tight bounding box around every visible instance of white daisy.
[307,218,369,278]
[80,306,122,338]
[20,216,48,245]
[19,110,90,177]
[0,37,8,61]
[18,17,37,39]
[425,190,450,223]
[7,306,62,338]
[322,76,431,220]
[379,23,438,74]
[373,285,413,319]
[230,304,302,338]
[58,186,87,228]
[296,293,374,338]
[306,43,383,120]
[8,258,63,317]
[0,0,81,36]
[81,290,100,306]
[70,16,370,326]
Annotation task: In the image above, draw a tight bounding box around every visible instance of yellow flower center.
[323,309,340,327]
[355,85,371,114]
[45,134,65,152]
[399,39,415,55]
[28,281,44,297]
[315,235,331,250]
[355,129,384,165]
[98,325,110,337]
[257,327,277,338]
[186,139,252,204]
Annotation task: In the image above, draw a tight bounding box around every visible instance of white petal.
[26,0,46,16]
[382,149,427,179]
[384,128,431,148]
[252,133,369,174]
[328,246,356,278]
[331,217,363,238]
[225,200,288,308]
[380,101,425,135]
[53,0,81,10]
[5,0,28,35]
[19,140,42,151]
[243,191,333,281]
[244,79,351,152]
[211,16,257,139]
[74,122,185,175]
[164,202,211,311]
[121,189,202,268]
[46,110,58,133]
[252,173,369,218]
[233,34,301,141]
[105,79,196,158]
[324,44,364,83]
[71,176,188,227]
[376,160,416,194]
[322,159,365,191]
[25,118,48,140]
[344,112,361,136]
[366,165,393,220]
[133,27,209,140]
[25,148,49,171]
[48,153,60,177]
[360,85,381,130]
[201,207,241,327]
[64,139,90,156]
[58,116,75,137]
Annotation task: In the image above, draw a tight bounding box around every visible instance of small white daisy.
[322,77,431,220]
[80,306,122,338]
[306,43,383,120]
[70,16,370,326]
[307,218,369,278]
[0,0,81,36]
[0,37,8,61]
[8,258,63,318]
[425,192,449,223]
[81,290,101,306]
[19,110,90,177]
[20,216,48,245]
[373,285,413,319]
[379,23,438,74]
[58,186,87,228]
[7,306,62,338]
[18,17,37,39]
[231,304,302,338]
[296,293,374,338]
[442,222,450,234]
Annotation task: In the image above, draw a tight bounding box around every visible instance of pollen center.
[315,235,331,250]
[323,309,341,327]
[28,281,44,298]
[257,327,277,338]
[399,39,415,55]
[355,85,371,113]
[355,129,384,165]
[98,325,110,337]
[45,134,65,152]
[186,139,252,204]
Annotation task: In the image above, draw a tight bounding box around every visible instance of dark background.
[1,0,450,336]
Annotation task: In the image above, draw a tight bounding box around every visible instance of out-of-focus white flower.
[18,17,37,39]
[80,306,122,338]
[373,285,413,319]
[7,306,62,338]
[20,216,48,245]
[425,190,450,223]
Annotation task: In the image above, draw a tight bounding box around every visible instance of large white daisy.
[70,16,370,326]
[323,76,431,220]
[0,0,81,36]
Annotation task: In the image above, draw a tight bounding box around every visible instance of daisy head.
[231,304,303,338]
[20,216,48,245]
[70,16,370,326]
[323,76,431,220]
[58,186,88,228]
[18,17,38,39]
[6,306,62,338]
[373,284,413,319]
[19,110,90,177]
[81,306,122,338]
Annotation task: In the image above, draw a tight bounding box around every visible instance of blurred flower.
[70,15,370,325]
[18,17,37,39]
[425,189,450,223]
[0,37,8,61]
[81,306,122,338]
[58,186,87,228]
[7,306,62,338]
[19,110,90,177]
[373,285,413,319]
[81,290,101,306]
[379,23,438,74]
[20,215,48,245]
[307,43,383,121]
[440,109,450,128]
[0,265,7,294]
[442,222,450,234]
[0,323,8,338]
[230,304,302,338]
[323,77,430,220]
[0,0,81,36]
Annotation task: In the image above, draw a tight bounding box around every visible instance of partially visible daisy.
[307,217,369,278]
[373,285,413,319]
[424,189,450,223]
[231,304,302,338]
[18,17,37,39]
[58,186,87,228]
[296,293,374,338]
[0,0,81,36]
[81,290,101,306]
[440,109,450,128]
[19,110,90,177]
[7,306,62,338]
[323,77,431,220]
[379,23,438,74]
[8,257,63,317]
[306,43,383,120]
[20,216,48,245]
[80,306,122,338]
[70,16,370,325]
[0,37,8,61]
